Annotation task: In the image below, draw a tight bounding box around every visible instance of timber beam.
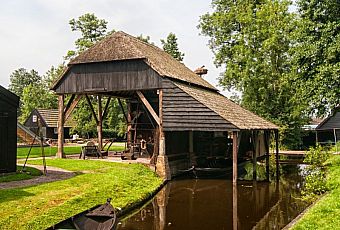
[64,95,82,121]
[136,91,160,126]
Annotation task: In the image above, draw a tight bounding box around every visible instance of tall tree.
[65,13,108,60]
[291,0,340,116]
[161,32,185,61]
[199,0,305,148]
[20,83,58,123]
[8,68,42,98]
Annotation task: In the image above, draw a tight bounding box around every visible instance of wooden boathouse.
[0,85,19,173]
[51,31,279,181]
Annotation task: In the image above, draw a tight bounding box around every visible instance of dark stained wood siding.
[54,59,162,94]
[0,87,19,173]
[24,110,71,139]
[317,110,340,130]
[162,79,238,131]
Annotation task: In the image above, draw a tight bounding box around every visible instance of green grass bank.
[0,166,42,183]
[0,159,162,229]
[17,144,125,159]
[291,155,340,229]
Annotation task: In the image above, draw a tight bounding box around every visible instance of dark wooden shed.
[316,107,340,146]
[0,85,19,173]
[24,109,74,140]
[51,31,279,181]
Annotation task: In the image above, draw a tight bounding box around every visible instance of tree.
[43,64,66,89]
[291,0,340,117]
[65,13,108,60]
[137,34,154,45]
[161,32,184,61]
[8,68,42,98]
[20,83,58,123]
[198,0,306,148]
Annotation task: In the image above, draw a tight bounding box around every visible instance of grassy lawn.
[0,166,42,183]
[292,155,340,230]
[0,159,162,229]
[17,144,125,159]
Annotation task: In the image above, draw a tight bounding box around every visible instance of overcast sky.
[0,0,227,93]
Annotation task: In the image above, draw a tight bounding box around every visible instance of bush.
[302,144,330,199]
[304,144,330,167]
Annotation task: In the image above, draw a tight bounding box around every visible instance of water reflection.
[117,165,309,230]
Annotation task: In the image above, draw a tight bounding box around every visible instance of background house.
[24,109,74,140]
[0,85,19,173]
[316,107,340,146]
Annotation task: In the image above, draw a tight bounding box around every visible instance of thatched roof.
[67,31,215,90]
[175,82,278,130]
[35,109,74,128]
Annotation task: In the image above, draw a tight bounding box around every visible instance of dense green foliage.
[0,159,162,229]
[0,166,41,183]
[291,0,340,117]
[292,155,340,229]
[302,145,331,198]
[8,68,41,98]
[199,0,307,148]
[65,13,108,60]
[161,32,185,61]
[8,66,61,122]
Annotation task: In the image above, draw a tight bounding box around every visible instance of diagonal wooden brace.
[136,91,160,126]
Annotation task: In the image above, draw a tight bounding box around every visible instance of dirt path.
[0,165,76,190]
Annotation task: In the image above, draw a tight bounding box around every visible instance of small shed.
[0,85,19,173]
[51,31,279,181]
[24,109,74,140]
[316,107,340,145]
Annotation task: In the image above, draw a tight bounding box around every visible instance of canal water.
[117,165,310,230]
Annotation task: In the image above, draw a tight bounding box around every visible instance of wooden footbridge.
[278,151,306,164]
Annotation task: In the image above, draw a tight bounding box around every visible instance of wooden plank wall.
[318,111,340,130]
[162,79,236,132]
[0,99,17,173]
[54,59,162,94]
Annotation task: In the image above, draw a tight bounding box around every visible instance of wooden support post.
[334,129,338,153]
[316,131,318,144]
[265,130,270,182]
[252,131,257,181]
[57,95,65,158]
[97,95,103,150]
[159,89,165,156]
[275,130,280,181]
[156,89,170,180]
[127,101,132,149]
[232,181,238,230]
[233,131,238,184]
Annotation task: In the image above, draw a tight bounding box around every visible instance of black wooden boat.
[192,167,232,178]
[49,198,117,230]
